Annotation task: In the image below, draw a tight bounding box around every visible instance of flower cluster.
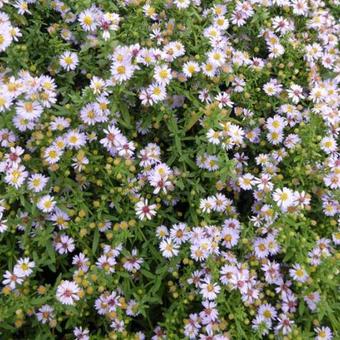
[0,0,339,339]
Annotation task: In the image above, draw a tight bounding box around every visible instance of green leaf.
[141,269,155,279]
[46,241,56,271]
[185,111,204,131]
[119,103,132,129]
[92,229,100,255]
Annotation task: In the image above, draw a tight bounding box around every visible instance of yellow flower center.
[188,65,195,74]
[263,310,272,318]
[56,217,65,225]
[21,263,29,271]
[83,16,93,26]
[32,178,41,187]
[206,284,214,292]
[48,150,57,158]
[116,65,126,75]
[69,136,78,144]
[295,269,304,277]
[159,69,169,79]
[224,234,232,242]
[87,110,95,118]
[272,121,280,129]
[280,192,288,201]
[44,201,52,209]
[64,56,73,65]
[258,243,266,251]
[24,102,33,112]
[153,87,161,96]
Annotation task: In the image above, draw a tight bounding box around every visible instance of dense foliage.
[0,0,339,339]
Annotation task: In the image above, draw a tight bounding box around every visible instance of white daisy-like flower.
[254,239,270,259]
[37,194,56,213]
[314,326,333,340]
[183,61,200,77]
[174,0,191,9]
[16,100,43,121]
[36,305,54,324]
[4,164,28,189]
[272,187,296,210]
[200,279,221,300]
[74,326,90,340]
[56,280,81,305]
[289,264,309,283]
[44,145,62,164]
[238,173,255,190]
[0,23,13,52]
[0,90,13,112]
[111,62,135,83]
[135,199,157,220]
[28,173,49,193]
[148,83,167,103]
[65,130,87,149]
[258,303,277,321]
[59,51,79,71]
[320,137,337,154]
[2,270,24,289]
[78,9,97,31]
[0,219,7,233]
[13,257,35,278]
[206,129,221,144]
[266,115,287,132]
[154,65,172,85]
[287,84,305,103]
[160,238,179,258]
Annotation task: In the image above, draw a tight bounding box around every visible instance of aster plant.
[0,0,339,339]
